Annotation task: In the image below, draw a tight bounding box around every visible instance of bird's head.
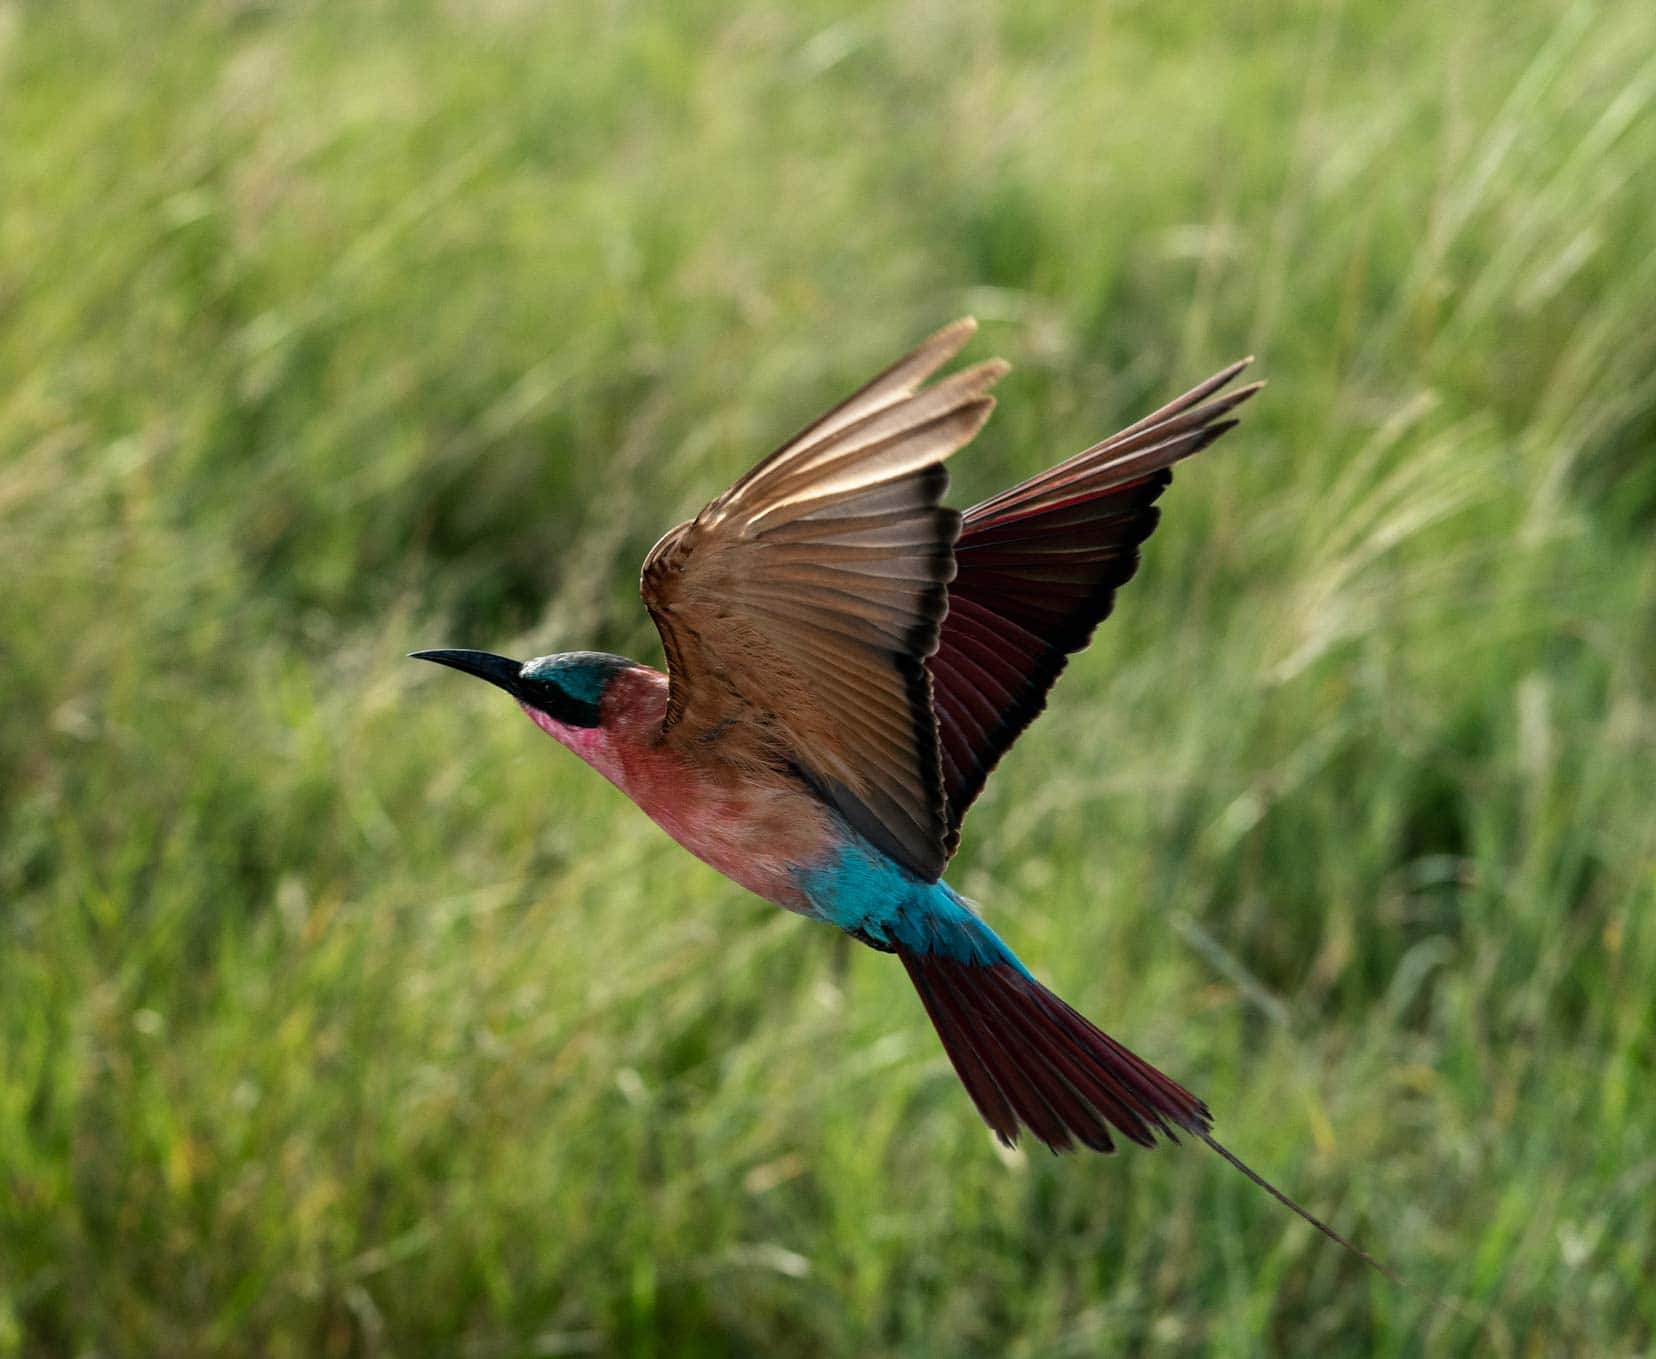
[410,648,636,730]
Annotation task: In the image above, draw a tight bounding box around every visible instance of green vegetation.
[3,1,1652,1353]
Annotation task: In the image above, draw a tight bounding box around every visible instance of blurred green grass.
[3,0,1654,1354]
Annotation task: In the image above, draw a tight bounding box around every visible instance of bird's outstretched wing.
[641,319,1007,882]
[930,359,1261,854]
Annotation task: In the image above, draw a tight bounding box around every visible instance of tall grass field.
[3,1,1653,1354]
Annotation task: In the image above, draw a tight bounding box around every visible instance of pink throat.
[513,663,830,911]
[516,665,667,791]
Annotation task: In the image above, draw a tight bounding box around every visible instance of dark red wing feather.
[930,362,1260,853]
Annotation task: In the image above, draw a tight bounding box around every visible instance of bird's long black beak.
[409,649,524,697]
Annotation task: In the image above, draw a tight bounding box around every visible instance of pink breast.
[520,699,829,912]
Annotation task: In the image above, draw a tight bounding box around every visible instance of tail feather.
[941,978,1080,1149]
[899,948,1211,1153]
[898,943,1396,1281]
[954,967,1121,1151]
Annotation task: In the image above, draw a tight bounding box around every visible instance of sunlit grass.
[2,1,1653,1354]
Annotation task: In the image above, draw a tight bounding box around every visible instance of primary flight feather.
[413,318,1391,1277]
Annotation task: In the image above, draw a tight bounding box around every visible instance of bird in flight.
[415,319,1389,1276]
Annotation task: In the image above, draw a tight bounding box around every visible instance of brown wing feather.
[641,320,1007,881]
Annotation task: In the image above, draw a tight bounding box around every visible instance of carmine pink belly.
[632,782,831,913]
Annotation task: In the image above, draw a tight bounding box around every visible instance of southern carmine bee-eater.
[414,319,1389,1276]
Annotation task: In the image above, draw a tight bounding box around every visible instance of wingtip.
[953,356,1012,392]
[925,315,979,353]
[1200,363,1264,418]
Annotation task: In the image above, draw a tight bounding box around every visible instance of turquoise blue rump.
[793,839,1032,978]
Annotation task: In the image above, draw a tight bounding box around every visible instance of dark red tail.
[899,946,1397,1281]
[899,948,1210,1153]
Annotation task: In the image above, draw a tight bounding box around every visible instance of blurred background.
[3,1,1653,1354]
